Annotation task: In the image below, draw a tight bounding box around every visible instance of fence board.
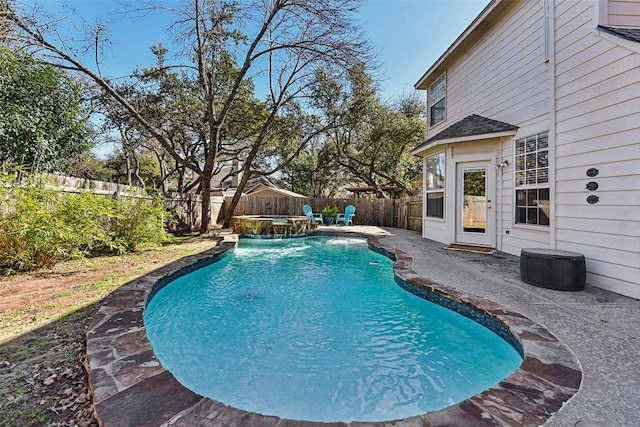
[33,172,423,232]
[44,173,146,197]
[394,195,422,232]
[26,173,212,232]
[220,197,397,227]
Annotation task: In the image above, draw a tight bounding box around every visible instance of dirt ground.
[0,237,220,426]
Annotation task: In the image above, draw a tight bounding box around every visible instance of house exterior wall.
[606,0,640,27]
[417,0,639,298]
[420,141,502,246]
[441,1,548,132]
[422,0,552,253]
[553,0,640,298]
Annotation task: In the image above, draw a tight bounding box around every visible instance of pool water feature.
[232,215,312,238]
[144,236,523,423]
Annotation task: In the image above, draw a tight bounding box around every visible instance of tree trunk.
[124,154,132,186]
[155,151,168,194]
[222,162,252,228]
[200,175,211,233]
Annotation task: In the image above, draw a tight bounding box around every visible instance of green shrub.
[107,197,171,254]
[0,184,76,271]
[320,205,339,217]
[0,174,171,273]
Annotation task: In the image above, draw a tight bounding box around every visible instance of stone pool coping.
[85,231,581,426]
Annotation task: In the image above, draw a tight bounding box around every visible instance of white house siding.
[427,0,551,253]
[554,0,640,298]
[442,0,548,130]
[607,0,640,27]
[420,141,501,246]
[421,148,451,244]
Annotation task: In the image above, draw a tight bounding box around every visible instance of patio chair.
[335,205,356,226]
[303,204,323,224]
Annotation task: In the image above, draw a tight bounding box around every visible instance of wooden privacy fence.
[36,173,423,232]
[164,193,224,232]
[29,173,217,232]
[221,196,421,230]
[395,195,422,232]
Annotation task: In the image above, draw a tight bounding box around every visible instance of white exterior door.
[456,162,494,247]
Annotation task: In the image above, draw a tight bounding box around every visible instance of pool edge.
[85,232,581,426]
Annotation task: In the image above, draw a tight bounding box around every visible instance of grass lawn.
[0,236,220,427]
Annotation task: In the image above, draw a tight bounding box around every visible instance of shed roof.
[345,186,402,198]
[245,183,306,198]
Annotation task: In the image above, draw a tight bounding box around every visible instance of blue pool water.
[144,236,522,422]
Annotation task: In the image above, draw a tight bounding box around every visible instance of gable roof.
[244,175,281,193]
[597,25,640,43]
[411,114,518,156]
[245,183,306,198]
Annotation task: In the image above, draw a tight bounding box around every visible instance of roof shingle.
[412,114,518,154]
[598,25,640,44]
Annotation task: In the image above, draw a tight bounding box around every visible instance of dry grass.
[0,236,220,426]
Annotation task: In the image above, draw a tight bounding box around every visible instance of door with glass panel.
[456,162,494,246]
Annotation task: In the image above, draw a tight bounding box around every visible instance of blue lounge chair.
[335,205,356,225]
[303,204,323,224]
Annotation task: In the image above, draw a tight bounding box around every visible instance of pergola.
[344,186,403,199]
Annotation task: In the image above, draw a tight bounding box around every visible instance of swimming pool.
[144,236,522,422]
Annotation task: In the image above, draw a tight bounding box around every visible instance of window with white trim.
[429,74,446,127]
[515,132,549,226]
[425,151,445,219]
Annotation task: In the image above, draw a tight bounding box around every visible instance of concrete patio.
[376,227,640,426]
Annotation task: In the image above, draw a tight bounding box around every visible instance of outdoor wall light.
[496,159,509,170]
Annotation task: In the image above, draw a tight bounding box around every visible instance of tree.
[3,0,368,232]
[104,150,161,189]
[3,0,371,232]
[318,66,425,197]
[128,43,268,195]
[58,151,115,181]
[276,134,345,197]
[0,46,93,171]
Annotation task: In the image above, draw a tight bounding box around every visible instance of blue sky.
[36,0,490,99]
[30,0,490,156]
[359,0,490,98]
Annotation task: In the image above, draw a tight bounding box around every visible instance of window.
[425,151,445,219]
[515,132,549,226]
[429,74,446,126]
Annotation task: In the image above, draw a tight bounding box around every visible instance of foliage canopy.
[0,46,93,172]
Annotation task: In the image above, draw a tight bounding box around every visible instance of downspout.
[548,0,558,249]
[422,156,427,238]
[497,139,503,251]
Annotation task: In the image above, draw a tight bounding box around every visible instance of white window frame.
[429,74,446,127]
[514,132,550,227]
[425,151,446,219]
